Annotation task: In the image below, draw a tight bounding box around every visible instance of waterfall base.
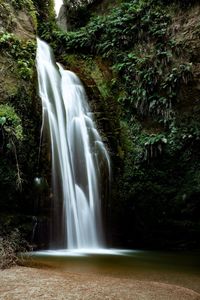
[30,249,134,257]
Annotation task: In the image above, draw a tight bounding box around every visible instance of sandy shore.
[0,266,200,299]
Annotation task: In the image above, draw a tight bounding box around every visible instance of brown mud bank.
[0,266,200,300]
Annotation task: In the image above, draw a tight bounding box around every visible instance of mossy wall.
[0,0,42,239]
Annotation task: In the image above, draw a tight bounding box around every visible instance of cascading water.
[54,0,63,16]
[36,38,110,250]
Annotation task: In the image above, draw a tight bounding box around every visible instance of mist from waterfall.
[36,38,110,249]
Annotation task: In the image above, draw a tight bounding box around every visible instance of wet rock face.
[0,2,14,33]
[57,5,68,31]
[13,10,36,39]
[0,1,36,105]
[0,1,36,40]
[0,4,33,113]
[0,55,17,96]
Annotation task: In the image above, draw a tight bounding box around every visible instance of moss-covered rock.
[0,0,37,39]
[0,0,42,241]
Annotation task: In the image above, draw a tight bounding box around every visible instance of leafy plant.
[17,60,33,80]
[0,105,23,142]
[0,105,23,191]
[0,33,36,80]
[143,133,168,161]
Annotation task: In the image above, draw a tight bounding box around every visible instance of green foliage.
[33,0,55,21]
[42,1,171,52]
[0,2,42,241]
[9,0,37,28]
[17,60,33,80]
[0,104,24,191]
[10,0,34,10]
[114,54,193,123]
[143,133,167,161]
[0,104,23,142]
[40,0,192,124]
[116,118,200,248]
[0,33,36,80]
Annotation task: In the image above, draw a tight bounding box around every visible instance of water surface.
[29,249,200,294]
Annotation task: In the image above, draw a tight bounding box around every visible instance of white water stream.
[54,0,63,16]
[36,38,110,250]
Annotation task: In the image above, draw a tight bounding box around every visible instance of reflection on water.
[27,250,200,293]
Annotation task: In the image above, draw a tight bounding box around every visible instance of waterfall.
[54,0,63,17]
[36,38,110,250]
